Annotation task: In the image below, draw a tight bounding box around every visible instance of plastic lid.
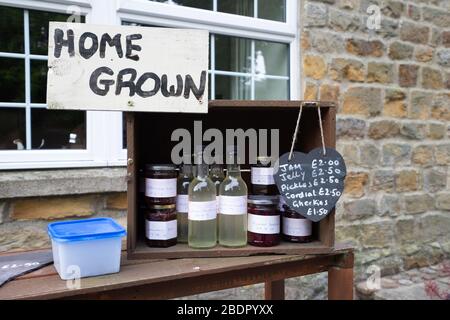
[248,195,279,205]
[145,164,177,171]
[48,218,126,242]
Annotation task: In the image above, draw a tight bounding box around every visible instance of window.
[0,0,299,169]
[0,6,86,151]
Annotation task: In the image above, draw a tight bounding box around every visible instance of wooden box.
[126,100,336,260]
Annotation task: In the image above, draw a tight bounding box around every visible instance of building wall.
[0,0,449,298]
[299,0,450,279]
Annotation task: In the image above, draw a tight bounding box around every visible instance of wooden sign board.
[47,22,209,113]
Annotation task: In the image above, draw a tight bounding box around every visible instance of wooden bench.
[0,245,353,300]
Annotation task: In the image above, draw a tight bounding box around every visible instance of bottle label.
[248,214,280,234]
[176,195,189,213]
[145,219,177,240]
[188,200,217,221]
[219,196,247,215]
[145,178,177,198]
[251,167,275,185]
[282,217,312,237]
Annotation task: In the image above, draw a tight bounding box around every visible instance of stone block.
[342,87,382,116]
[346,38,384,57]
[412,145,434,167]
[304,2,328,27]
[329,58,365,82]
[409,91,432,120]
[105,192,127,210]
[344,172,369,198]
[435,144,450,165]
[422,7,450,28]
[382,143,411,166]
[303,55,327,80]
[336,117,366,139]
[371,170,395,192]
[428,122,446,140]
[422,67,444,90]
[368,120,400,139]
[343,198,377,220]
[400,22,429,44]
[404,194,434,214]
[414,46,434,63]
[424,168,447,193]
[329,8,360,31]
[12,195,96,220]
[395,170,419,192]
[435,193,450,210]
[388,41,414,60]
[319,83,340,102]
[359,143,380,168]
[400,122,427,140]
[398,64,419,87]
[367,62,394,83]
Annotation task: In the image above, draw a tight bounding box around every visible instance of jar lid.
[145,164,177,171]
[248,195,279,205]
[256,156,273,166]
[147,204,176,210]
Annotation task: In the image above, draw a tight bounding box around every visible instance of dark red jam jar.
[145,204,177,248]
[251,157,278,196]
[144,164,177,206]
[282,205,313,243]
[247,195,280,247]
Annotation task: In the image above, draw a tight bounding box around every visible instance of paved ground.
[356,260,450,300]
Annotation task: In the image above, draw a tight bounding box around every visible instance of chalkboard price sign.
[274,148,346,222]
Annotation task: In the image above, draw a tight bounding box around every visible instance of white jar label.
[145,178,177,198]
[248,214,280,235]
[145,220,177,240]
[219,196,247,215]
[188,200,217,221]
[251,167,275,185]
[282,217,312,237]
[176,195,189,213]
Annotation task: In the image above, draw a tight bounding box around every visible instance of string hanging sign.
[273,102,347,223]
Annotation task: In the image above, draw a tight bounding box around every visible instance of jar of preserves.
[251,156,278,196]
[145,204,177,248]
[145,164,177,206]
[247,195,280,247]
[282,205,312,243]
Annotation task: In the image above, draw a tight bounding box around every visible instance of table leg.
[265,280,285,300]
[328,267,353,300]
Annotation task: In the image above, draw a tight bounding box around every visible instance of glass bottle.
[251,156,278,196]
[210,163,225,195]
[218,147,248,247]
[176,161,193,243]
[188,147,217,249]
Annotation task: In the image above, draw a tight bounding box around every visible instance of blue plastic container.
[48,218,126,280]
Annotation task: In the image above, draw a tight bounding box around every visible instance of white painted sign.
[47,22,209,113]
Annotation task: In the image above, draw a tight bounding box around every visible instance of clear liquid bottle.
[218,146,248,247]
[176,160,193,243]
[188,147,217,249]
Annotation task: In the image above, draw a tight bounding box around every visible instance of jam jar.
[251,157,278,196]
[145,164,177,206]
[247,195,280,247]
[145,204,177,248]
[282,205,312,243]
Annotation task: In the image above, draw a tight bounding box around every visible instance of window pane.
[218,0,254,17]
[255,40,289,76]
[215,75,251,100]
[151,0,212,10]
[215,35,251,73]
[0,58,25,102]
[31,109,86,149]
[0,6,24,53]
[29,10,85,55]
[31,60,47,103]
[255,78,288,100]
[258,0,286,22]
[0,108,26,150]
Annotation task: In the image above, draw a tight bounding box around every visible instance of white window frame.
[118,0,300,100]
[0,0,299,170]
[0,0,127,169]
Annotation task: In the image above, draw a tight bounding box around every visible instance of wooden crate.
[126,100,336,260]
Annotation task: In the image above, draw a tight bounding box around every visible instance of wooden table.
[0,245,353,300]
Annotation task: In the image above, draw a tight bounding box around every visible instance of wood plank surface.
[0,246,353,300]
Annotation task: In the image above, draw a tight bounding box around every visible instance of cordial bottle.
[188,146,217,249]
[218,146,248,247]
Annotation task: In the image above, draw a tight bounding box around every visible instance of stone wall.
[0,169,127,252]
[300,0,450,280]
[0,0,449,299]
